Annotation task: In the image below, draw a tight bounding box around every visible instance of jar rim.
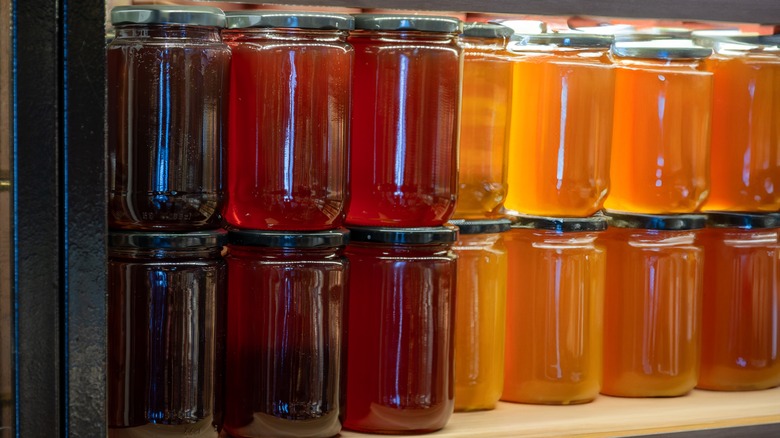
[353,14,461,33]
[225,11,354,31]
[109,229,227,250]
[111,5,226,28]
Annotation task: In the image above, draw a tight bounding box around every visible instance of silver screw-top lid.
[512,32,614,48]
[111,5,227,28]
[353,14,461,33]
[225,11,354,30]
[461,22,514,39]
[611,40,713,60]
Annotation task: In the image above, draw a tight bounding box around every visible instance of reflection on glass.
[1,0,13,434]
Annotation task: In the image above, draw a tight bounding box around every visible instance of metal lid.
[611,40,713,60]
[511,32,613,48]
[353,14,461,33]
[111,5,227,28]
[225,11,354,30]
[348,226,458,244]
[449,218,512,234]
[705,212,780,230]
[508,214,608,233]
[461,22,513,39]
[489,19,546,35]
[605,211,707,230]
[109,230,227,250]
[227,228,348,248]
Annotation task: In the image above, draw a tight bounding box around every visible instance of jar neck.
[349,29,458,44]
[114,24,222,42]
[227,244,342,260]
[347,241,453,257]
[459,36,507,51]
[608,228,698,247]
[222,28,347,43]
[109,246,222,260]
[704,228,778,246]
[507,228,599,247]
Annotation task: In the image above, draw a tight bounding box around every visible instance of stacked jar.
[106,6,230,437]
[502,32,615,406]
[603,40,713,397]
[445,22,515,413]
[219,11,354,438]
[692,35,780,393]
[342,14,462,434]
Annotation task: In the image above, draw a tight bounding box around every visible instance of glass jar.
[698,39,780,212]
[221,12,354,231]
[605,42,713,214]
[346,15,462,227]
[108,6,230,230]
[449,219,510,411]
[502,215,607,405]
[505,33,615,217]
[107,230,226,437]
[697,212,780,391]
[222,229,348,438]
[343,226,457,434]
[600,212,705,397]
[453,24,514,219]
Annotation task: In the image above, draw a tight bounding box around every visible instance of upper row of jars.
[107,6,780,231]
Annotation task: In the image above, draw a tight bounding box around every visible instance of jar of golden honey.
[505,33,615,217]
[503,214,607,405]
[605,42,713,214]
[698,212,780,391]
[600,212,706,397]
[697,38,780,212]
[454,24,514,218]
[450,219,511,411]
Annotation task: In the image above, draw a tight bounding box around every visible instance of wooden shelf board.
[225,0,780,24]
[341,387,780,437]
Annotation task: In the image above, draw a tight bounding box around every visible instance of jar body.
[698,228,780,390]
[606,59,712,213]
[502,229,605,404]
[108,25,230,230]
[222,246,346,438]
[505,50,615,217]
[343,243,456,433]
[222,29,353,230]
[600,228,703,397]
[454,38,512,218]
[701,54,780,212]
[346,31,461,226]
[452,233,507,411]
[107,247,225,436]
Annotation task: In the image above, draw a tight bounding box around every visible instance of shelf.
[233,0,780,24]
[341,387,780,437]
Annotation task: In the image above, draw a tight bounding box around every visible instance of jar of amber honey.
[343,226,457,433]
[502,215,607,405]
[697,38,780,212]
[450,219,511,411]
[505,33,615,217]
[600,212,705,397]
[346,15,462,227]
[221,12,354,231]
[605,42,713,214]
[454,24,514,219]
[698,212,780,391]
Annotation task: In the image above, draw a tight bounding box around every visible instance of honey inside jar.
[505,33,615,217]
[605,41,713,214]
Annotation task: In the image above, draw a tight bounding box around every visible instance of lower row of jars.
[107,212,780,437]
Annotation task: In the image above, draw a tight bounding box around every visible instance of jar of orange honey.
[605,41,713,214]
[505,33,615,217]
[450,219,511,411]
[697,38,780,212]
[454,24,514,219]
[698,212,780,391]
[600,212,706,397]
[503,214,607,405]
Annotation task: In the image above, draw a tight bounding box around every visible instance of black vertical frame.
[11,0,106,436]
